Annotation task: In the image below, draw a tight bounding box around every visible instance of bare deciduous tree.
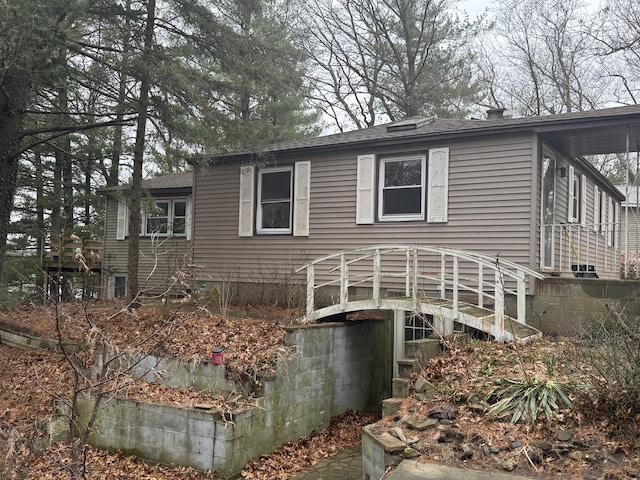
[304,0,481,131]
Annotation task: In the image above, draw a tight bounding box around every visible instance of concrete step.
[404,338,441,364]
[392,377,410,398]
[397,358,419,379]
[382,397,404,418]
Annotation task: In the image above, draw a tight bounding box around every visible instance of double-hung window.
[144,198,188,236]
[568,165,586,224]
[257,166,293,234]
[378,155,426,221]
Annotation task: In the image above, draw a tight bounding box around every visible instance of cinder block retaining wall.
[530,277,640,335]
[66,319,391,478]
[97,351,243,395]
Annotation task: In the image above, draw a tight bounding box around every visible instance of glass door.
[541,156,556,269]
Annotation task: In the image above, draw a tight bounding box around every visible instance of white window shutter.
[293,161,311,237]
[238,165,255,237]
[427,147,449,223]
[567,165,575,222]
[186,196,193,240]
[580,174,587,224]
[593,185,600,232]
[116,199,128,240]
[356,154,375,224]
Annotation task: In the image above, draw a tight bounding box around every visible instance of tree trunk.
[0,69,31,280]
[127,0,156,302]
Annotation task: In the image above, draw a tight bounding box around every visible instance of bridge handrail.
[295,245,544,339]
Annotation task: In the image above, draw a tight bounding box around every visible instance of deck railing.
[540,223,620,277]
[42,237,103,272]
[295,245,544,332]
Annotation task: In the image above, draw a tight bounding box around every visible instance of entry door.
[540,156,556,269]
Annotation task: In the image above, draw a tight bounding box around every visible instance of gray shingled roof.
[212,104,640,159]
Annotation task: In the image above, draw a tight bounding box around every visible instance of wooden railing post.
[478,264,484,308]
[440,253,446,299]
[412,247,418,309]
[494,270,505,341]
[452,256,459,318]
[340,253,348,310]
[306,264,314,319]
[517,272,526,323]
[405,249,410,297]
[373,248,381,307]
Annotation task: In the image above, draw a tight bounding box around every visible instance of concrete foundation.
[530,277,640,335]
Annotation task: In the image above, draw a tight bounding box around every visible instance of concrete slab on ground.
[385,460,534,480]
[290,445,362,480]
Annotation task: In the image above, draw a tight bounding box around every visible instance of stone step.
[381,397,404,418]
[392,377,410,398]
[397,358,419,379]
[404,337,442,363]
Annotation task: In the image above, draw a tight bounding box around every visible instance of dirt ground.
[0,301,638,479]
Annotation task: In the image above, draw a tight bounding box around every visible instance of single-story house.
[101,171,193,297]
[105,105,640,302]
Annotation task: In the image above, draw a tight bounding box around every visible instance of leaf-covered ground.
[0,302,638,479]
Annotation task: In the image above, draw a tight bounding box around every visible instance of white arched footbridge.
[295,245,544,344]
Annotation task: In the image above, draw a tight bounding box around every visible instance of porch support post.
[393,310,405,378]
[625,126,630,278]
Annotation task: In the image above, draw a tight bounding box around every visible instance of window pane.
[147,201,169,234]
[147,218,168,234]
[384,159,422,187]
[173,218,185,234]
[383,187,422,215]
[261,202,291,229]
[173,201,186,217]
[261,171,291,201]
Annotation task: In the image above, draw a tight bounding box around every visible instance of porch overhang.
[536,117,640,157]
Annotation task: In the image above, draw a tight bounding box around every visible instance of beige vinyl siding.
[103,195,192,296]
[621,206,640,250]
[192,134,537,290]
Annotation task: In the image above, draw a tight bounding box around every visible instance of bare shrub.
[571,305,640,443]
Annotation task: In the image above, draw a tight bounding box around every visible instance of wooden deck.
[42,237,103,273]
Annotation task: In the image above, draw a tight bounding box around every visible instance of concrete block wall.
[529,277,640,335]
[98,352,243,394]
[66,318,391,478]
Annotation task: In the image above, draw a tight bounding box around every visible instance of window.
[378,155,426,221]
[114,276,126,297]
[257,167,293,233]
[568,165,586,224]
[143,198,188,237]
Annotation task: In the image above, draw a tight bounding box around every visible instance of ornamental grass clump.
[486,357,581,424]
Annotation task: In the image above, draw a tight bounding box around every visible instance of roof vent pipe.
[486,108,507,120]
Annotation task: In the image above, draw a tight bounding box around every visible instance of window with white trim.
[257,166,293,234]
[378,155,426,221]
[568,165,586,224]
[143,198,188,237]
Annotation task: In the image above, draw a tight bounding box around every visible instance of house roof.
[104,171,193,193]
[208,104,640,160]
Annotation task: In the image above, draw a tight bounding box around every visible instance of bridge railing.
[295,245,544,331]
